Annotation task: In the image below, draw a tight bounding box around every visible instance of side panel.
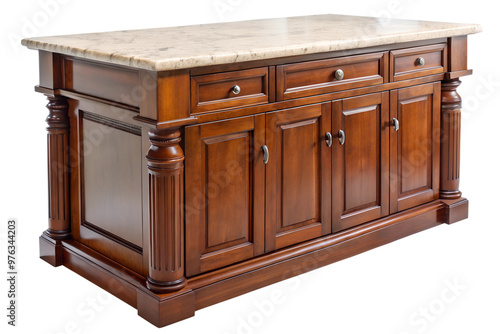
[69,98,147,275]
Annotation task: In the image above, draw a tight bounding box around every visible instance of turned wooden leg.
[40,94,71,266]
[146,128,187,293]
[440,79,463,200]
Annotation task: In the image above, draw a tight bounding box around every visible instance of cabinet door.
[265,103,332,252]
[389,82,441,213]
[332,92,390,233]
[185,115,265,276]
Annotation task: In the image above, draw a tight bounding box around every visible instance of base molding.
[40,233,65,267]
[137,289,195,327]
[442,197,469,224]
[40,198,468,327]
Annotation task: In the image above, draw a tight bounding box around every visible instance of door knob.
[334,69,344,81]
[232,85,241,94]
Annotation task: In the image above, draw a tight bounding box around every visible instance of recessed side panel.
[82,114,143,249]
[69,98,146,275]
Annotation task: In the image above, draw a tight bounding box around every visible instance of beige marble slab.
[21,14,481,71]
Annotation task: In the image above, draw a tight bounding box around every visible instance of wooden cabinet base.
[39,197,467,327]
[23,15,480,329]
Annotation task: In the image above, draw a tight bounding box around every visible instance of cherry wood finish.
[440,79,463,199]
[389,82,441,213]
[146,128,187,293]
[137,288,195,327]
[191,67,269,113]
[265,103,332,251]
[67,98,147,276]
[332,92,390,232]
[390,44,447,81]
[448,36,468,72]
[57,198,461,327]
[39,51,62,89]
[184,116,266,276]
[40,94,71,266]
[157,70,192,123]
[170,73,447,128]
[193,200,448,310]
[44,95,72,240]
[81,113,143,250]
[31,35,475,328]
[277,52,387,100]
[64,58,141,107]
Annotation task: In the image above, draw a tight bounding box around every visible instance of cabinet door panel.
[205,135,250,248]
[390,82,440,213]
[266,103,332,252]
[185,115,265,276]
[332,93,390,233]
[343,106,379,212]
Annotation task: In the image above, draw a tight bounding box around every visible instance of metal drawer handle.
[334,69,344,81]
[232,85,241,94]
[416,57,425,66]
[338,130,345,145]
[392,118,400,131]
[262,145,269,164]
[326,132,333,147]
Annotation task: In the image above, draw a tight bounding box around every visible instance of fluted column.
[146,128,187,293]
[440,79,462,199]
[44,95,71,239]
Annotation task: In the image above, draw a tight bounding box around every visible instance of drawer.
[277,53,387,100]
[390,44,447,81]
[190,67,269,113]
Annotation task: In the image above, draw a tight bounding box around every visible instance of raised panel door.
[265,103,332,251]
[332,92,390,233]
[185,115,265,276]
[389,82,441,213]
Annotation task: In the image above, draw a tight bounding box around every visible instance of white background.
[1,1,498,333]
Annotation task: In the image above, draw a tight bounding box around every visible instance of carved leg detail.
[440,79,462,200]
[146,128,187,293]
[45,95,71,238]
[40,95,71,266]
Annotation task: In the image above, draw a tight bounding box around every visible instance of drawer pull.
[325,132,333,147]
[392,118,400,131]
[334,69,344,81]
[232,85,241,95]
[416,57,425,66]
[262,145,269,164]
[338,130,345,145]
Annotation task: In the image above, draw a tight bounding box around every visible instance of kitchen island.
[22,14,481,327]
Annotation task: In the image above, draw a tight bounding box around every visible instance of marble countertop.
[21,15,481,71]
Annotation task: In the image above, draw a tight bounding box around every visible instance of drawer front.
[277,53,387,100]
[191,67,269,113]
[391,44,447,81]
